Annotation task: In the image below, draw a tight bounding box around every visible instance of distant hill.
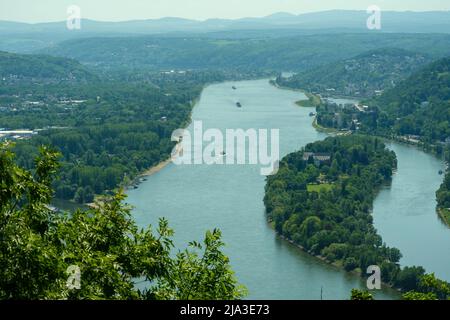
[1,10,450,53]
[39,33,450,72]
[277,48,431,97]
[366,57,450,141]
[1,11,450,35]
[0,51,97,82]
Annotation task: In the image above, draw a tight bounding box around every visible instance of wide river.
[126,79,448,299]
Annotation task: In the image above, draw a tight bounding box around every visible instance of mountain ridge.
[1,10,450,34]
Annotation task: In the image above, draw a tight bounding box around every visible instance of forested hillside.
[276,48,430,98]
[0,143,245,299]
[41,33,450,71]
[313,57,450,225]
[265,136,399,276]
[365,57,450,142]
[0,51,97,82]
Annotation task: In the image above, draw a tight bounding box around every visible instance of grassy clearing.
[211,40,238,46]
[312,117,339,133]
[295,92,321,108]
[307,183,334,193]
[438,208,450,227]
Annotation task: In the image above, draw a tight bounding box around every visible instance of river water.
[126,79,446,299]
[373,142,449,282]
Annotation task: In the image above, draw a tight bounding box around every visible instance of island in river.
[127,79,400,299]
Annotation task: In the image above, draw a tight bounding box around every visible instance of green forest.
[0,52,262,203]
[0,143,245,299]
[42,33,450,72]
[1,23,450,302]
[276,48,430,98]
[310,57,450,224]
[364,57,450,142]
[264,135,450,299]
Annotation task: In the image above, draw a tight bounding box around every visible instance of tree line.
[0,52,258,203]
[264,135,450,299]
[0,142,245,299]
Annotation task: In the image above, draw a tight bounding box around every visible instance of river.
[126,79,445,299]
[373,142,449,282]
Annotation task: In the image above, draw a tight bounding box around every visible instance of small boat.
[439,170,444,175]
[309,112,316,117]
[220,151,226,156]
[236,102,242,108]
[232,86,237,90]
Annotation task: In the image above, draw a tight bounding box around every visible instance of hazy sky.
[1,0,450,23]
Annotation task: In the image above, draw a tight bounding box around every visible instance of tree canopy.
[0,142,245,299]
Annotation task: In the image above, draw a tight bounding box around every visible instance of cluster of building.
[302,152,332,166]
[0,94,88,113]
[161,70,187,75]
[0,129,37,140]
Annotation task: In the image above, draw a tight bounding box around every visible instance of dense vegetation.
[437,170,450,226]
[299,55,450,145]
[0,52,258,203]
[264,136,450,298]
[367,58,450,223]
[276,48,429,98]
[41,33,450,72]
[2,29,450,301]
[364,57,450,142]
[0,51,97,83]
[265,136,399,275]
[351,272,450,300]
[312,57,450,221]
[350,289,373,300]
[0,143,245,299]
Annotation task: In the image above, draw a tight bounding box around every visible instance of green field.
[211,40,239,46]
[295,92,322,108]
[439,208,450,227]
[307,183,334,193]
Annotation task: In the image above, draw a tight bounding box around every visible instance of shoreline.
[267,84,447,296]
[141,158,173,177]
[287,85,449,230]
[267,220,401,297]
[127,77,275,186]
[124,95,202,190]
[90,77,270,204]
[438,208,450,227]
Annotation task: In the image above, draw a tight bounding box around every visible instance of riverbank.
[295,92,322,108]
[127,78,398,299]
[271,82,346,134]
[141,158,172,177]
[270,80,317,105]
[275,229,400,296]
[264,135,403,297]
[295,87,449,231]
[312,116,339,134]
[438,208,450,227]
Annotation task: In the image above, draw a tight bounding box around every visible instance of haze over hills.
[1,1,450,301]
[37,33,450,73]
[0,51,97,82]
[2,10,450,34]
[1,10,450,53]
